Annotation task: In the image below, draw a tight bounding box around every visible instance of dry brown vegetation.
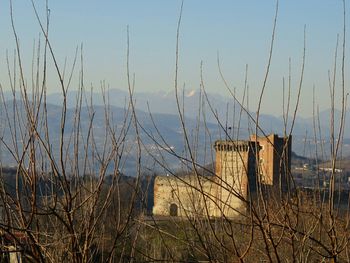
[0,0,348,262]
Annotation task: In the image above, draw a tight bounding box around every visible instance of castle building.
[152,134,291,218]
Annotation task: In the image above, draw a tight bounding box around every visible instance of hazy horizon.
[0,1,348,118]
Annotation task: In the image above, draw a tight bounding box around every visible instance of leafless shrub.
[0,0,349,263]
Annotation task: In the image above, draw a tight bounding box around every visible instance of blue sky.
[0,1,348,117]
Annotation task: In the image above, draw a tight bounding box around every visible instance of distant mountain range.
[0,89,349,175]
[41,88,350,138]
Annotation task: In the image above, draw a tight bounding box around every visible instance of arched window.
[169,203,178,216]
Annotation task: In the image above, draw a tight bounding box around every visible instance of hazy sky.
[0,1,348,117]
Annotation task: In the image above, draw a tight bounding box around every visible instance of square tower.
[214,140,259,217]
[250,134,291,190]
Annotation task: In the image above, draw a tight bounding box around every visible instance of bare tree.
[0,0,349,262]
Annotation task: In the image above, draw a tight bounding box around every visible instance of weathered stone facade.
[250,134,292,190]
[152,134,291,218]
[152,175,217,217]
[213,140,258,217]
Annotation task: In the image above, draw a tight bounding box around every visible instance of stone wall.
[152,174,217,217]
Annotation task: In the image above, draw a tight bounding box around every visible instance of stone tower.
[249,134,292,191]
[214,140,259,217]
